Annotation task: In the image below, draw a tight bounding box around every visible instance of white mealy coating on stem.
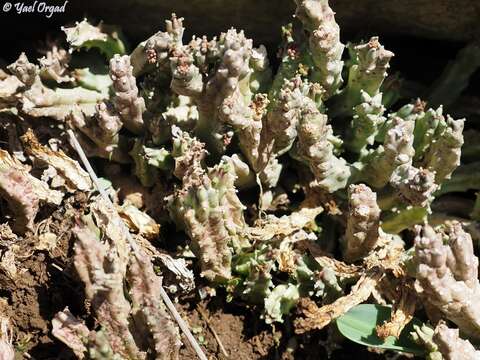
[433,322,480,360]
[344,184,381,262]
[414,222,480,339]
[348,37,394,98]
[390,164,438,207]
[4,53,105,120]
[168,128,248,281]
[362,116,415,188]
[347,90,385,154]
[421,115,464,183]
[294,0,344,98]
[39,44,72,83]
[291,83,351,192]
[110,54,146,134]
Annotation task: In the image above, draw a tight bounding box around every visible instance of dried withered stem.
[294,231,406,334]
[20,129,93,191]
[250,205,323,242]
[295,269,383,333]
[302,240,361,281]
[376,280,416,339]
[0,163,39,234]
[118,203,160,240]
[0,149,62,233]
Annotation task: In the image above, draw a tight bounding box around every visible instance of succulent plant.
[0,0,479,358]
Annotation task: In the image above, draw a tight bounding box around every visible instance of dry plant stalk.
[295,270,383,333]
[376,280,416,339]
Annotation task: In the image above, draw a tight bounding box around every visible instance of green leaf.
[336,304,425,355]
